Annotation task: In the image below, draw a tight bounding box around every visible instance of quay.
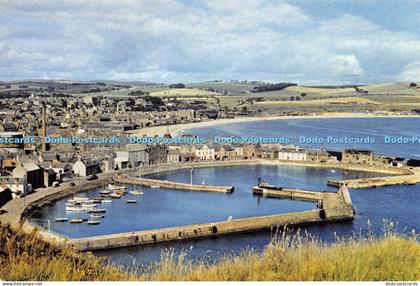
[115,175,234,193]
[253,184,355,222]
[327,167,420,189]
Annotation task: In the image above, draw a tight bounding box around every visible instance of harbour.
[1,118,419,266]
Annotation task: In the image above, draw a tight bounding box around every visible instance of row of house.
[0,142,411,204]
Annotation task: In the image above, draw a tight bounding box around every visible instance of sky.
[0,0,419,84]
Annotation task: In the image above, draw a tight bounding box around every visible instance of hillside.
[0,223,418,281]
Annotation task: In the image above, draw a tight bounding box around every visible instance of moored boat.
[127,199,137,203]
[106,184,126,191]
[90,214,105,219]
[81,203,97,208]
[101,199,112,203]
[130,190,144,195]
[110,193,122,199]
[88,208,106,213]
[65,206,87,212]
[69,218,84,223]
[87,220,100,225]
[55,217,68,222]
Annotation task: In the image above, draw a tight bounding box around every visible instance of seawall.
[68,210,328,251]
[115,175,234,193]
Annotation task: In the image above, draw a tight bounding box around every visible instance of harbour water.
[30,117,420,266]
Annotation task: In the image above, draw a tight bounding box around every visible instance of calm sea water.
[31,117,420,266]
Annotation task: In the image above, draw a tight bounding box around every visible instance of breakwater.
[115,175,234,193]
[327,167,420,189]
[68,210,323,251]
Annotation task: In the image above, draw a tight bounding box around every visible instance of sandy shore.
[130,113,420,137]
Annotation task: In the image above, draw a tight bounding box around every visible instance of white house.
[192,144,215,160]
[278,146,307,161]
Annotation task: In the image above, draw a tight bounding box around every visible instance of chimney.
[41,102,46,153]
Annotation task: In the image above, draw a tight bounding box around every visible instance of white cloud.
[399,61,420,82]
[0,1,418,83]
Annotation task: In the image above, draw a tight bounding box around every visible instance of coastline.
[131,113,420,137]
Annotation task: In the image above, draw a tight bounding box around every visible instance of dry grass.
[0,223,132,281]
[0,223,418,281]
[141,229,419,281]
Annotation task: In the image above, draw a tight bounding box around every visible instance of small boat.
[94,197,104,201]
[130,190,144,195]
[88,208,106,213]
[127,199,137,203]
[99,190,112,195]
[150,185,160,189]
[69,218,84,224]
[66,206,87,212]
[87,220,100,225]
[110,193,122,199]
[101,199,112,203]
[81,203,97,208]
[106,184,126,191]
[90,214,105,219]
[55,217,68,222]
[330,169,336,173]
[65,202,78,206]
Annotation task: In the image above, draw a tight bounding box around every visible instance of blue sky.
[0,0,419,84]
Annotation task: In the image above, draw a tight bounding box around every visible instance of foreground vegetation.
[0,223,418,281]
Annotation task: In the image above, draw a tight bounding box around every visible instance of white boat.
[130,190,144,195]
[90,214,105,219]
[150,185,160,189]
[81,203,97,208]
[101,199,112,203]
[127,199,137,203]
[55,217,68,222]
[106,184,126,191]
[99,190,112,195]
[330,169,336,173]
[65,206,87,212]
